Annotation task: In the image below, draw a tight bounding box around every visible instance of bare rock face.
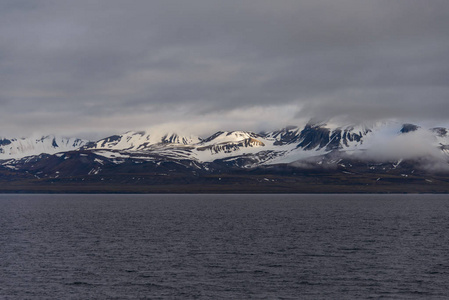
[400,123,420,133]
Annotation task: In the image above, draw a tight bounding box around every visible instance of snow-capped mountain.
[78,123,379,166]
[1,120,449,170]
[0,135,88,160]
[2,120,449,193]
[267,123,370,149]
[85,130,201,151]
[194,131,271,161]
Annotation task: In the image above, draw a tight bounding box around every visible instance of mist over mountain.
[0,135,88,159]
[2,120,448,164]
[1,119,449,193]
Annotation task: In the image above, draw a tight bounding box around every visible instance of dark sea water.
[1,194,449,299]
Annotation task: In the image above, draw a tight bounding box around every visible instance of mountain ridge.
[1,120,449,193]
[1,121,449,163]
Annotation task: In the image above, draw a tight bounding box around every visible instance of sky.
[0,0,448,139]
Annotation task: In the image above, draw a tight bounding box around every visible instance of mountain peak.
[400,124,420,134]
[85,130,201,151]
[0,135,88,159]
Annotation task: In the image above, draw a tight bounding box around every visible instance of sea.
[1,194,449,299]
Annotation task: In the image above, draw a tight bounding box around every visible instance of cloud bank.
[351,127,449,172]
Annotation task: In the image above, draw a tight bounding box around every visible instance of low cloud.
[354,129,449,171]
[362,130,443,161]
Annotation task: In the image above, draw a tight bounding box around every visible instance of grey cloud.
[0,0,448,137]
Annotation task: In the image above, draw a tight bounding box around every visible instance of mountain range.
[1,121,449,193]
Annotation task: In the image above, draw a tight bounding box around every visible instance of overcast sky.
[1,0,448,138]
